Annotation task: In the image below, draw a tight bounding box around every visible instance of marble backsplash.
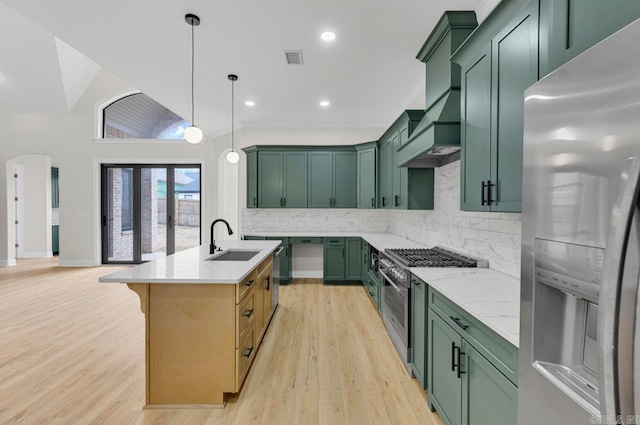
[242,208,389,233]
[241,161,522,279]
[387,161,521,278]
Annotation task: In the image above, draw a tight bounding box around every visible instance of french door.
[101,164,201,264]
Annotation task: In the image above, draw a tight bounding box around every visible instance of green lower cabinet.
[361,240,370,281]
[410,275,428,389]
[345,238,362,280]
[428,309,518,425]
[462,342,517,425]
[323,245,345,282]
[267,237,291,284]
[243,236,267,241]
[428,313,463,425]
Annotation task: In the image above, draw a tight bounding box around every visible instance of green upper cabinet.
[454,0,538,213]
[51,167,59,208]
[246,151,258,208]
[255,150,307,208]
[308,152,333,208]
[283,152,308,208]
[378,111,435,210]
[540,0,640,76]
[308,151,357,208]
[355,143,377,209]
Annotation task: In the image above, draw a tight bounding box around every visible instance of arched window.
[103,93,190,139]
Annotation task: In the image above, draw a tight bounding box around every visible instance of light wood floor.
[0,258,443,425]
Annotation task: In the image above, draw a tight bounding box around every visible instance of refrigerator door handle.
[599,156,640,418]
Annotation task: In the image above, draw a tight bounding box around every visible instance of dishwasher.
[271,246,284,314]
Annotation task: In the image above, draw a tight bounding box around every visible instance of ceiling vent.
[284,50,303,65]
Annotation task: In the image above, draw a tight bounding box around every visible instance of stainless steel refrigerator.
[519,17,640,425]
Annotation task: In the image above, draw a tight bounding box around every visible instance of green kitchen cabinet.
[52,225,59,255]
[267,236,292,284]
[378,111,434,210]
[355,143,377,209]
[308,151,357,208]
[246,151,258,208]
[410,275,428,389]
[258,151,308,208]
[323,245,345,282]
[243,236,267,240]
[361,239,370,281]
[51,167,59,208]
[539,0,640,76]
[462,342,517,425]
[428,312,463,425]
[345,237,362,281]
[456,1,538,213]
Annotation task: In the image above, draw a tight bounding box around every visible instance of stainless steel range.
[379,247,488,372]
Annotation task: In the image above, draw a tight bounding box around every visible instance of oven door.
[380,270,409,347]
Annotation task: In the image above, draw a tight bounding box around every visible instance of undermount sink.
[206,250,261,262]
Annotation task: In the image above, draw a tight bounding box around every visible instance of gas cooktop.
[385,247,488,268]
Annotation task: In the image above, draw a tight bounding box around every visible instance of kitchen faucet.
[210,219,234,254]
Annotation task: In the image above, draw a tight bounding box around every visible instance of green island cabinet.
[410,275,428,389]
[308,150,357,208]
[539,0,640,76]
[427,288,518,425]
[355,142,377,209]
[453,0,538,213]
[322,237,362,284]
[378,111,434,210]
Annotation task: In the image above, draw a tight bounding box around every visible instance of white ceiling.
[0,0,486,137]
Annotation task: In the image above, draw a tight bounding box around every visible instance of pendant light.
[226,74,240,164]
[184,14,203,144]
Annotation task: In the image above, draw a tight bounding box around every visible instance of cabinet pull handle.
[413,279,420,286]
[451,342,457,372]
[395,195,400,207]
[266,275,270,291]
[253,197,257,206]
[457,347,465,379]
[371,198,375,207]
[382,197,386,207]
[245,279,255,287]
[243,308,254,318]
[301,239,311,243]
[450,316,469,330]
[487,180,495,206]
[481,181,487,206]
[243,346,254,358]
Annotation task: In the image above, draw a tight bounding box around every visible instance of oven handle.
[380,270,403,293]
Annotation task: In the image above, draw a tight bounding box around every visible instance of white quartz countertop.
[411,268,520,348]
[243,231,425,253]
[99,240,281,284]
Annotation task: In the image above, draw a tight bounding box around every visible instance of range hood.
[398,11,477,168]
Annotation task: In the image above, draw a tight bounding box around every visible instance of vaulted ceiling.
[0,0,489,137]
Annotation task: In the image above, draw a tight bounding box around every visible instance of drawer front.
[237,271,257,302]
[290,237,322,244]
[235,327,256,391]
[429,288,519,386]
[236,289,256,346]
[243,236,266,240]
[267,236,289,244]
[322,237,345,245]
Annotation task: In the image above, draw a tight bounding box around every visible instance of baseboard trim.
[0,259,17,267]
[22,252,53,259]
[58,260,100,267]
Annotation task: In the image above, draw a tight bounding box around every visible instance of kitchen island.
[99,240,281,408]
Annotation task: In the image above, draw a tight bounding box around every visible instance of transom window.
[103,93,190,139]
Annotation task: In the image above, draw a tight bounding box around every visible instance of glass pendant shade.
[184,125,203,144]
[226,150,240,164]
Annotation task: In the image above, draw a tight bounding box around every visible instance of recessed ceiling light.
[245,100,256,107]
[319,100,330,107]
[321,31,336,42]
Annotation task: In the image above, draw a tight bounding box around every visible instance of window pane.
[121,169,133,231]
[141,168,167,262]
[106,167,134,262]
[174,168,200,252]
